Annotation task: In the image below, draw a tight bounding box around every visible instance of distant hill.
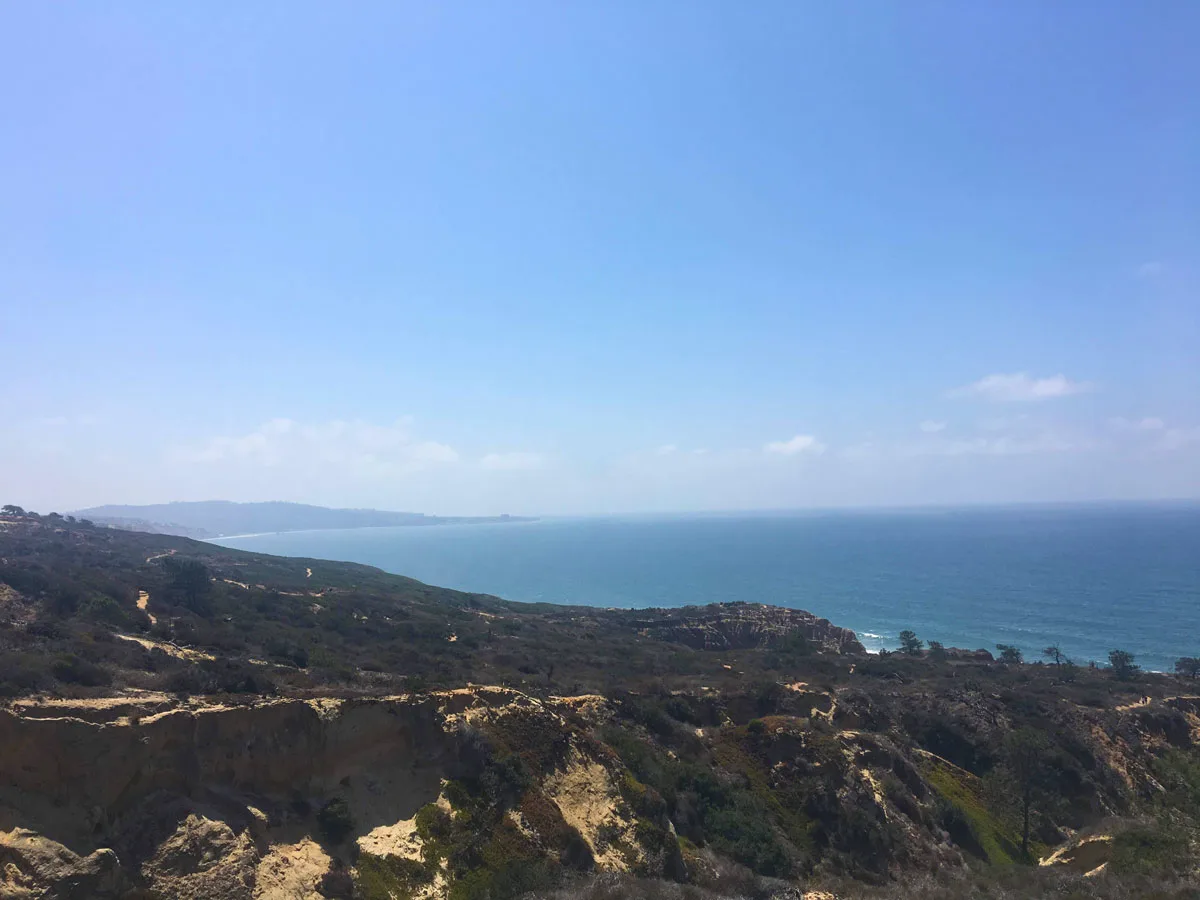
[72,500,533,538]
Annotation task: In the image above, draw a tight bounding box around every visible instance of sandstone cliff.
[631,603,865,654]
[3,682,1199,899]
[0,688,668,899]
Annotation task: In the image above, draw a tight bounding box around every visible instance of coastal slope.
[0,510,1197,899]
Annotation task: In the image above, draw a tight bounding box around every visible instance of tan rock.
[0,827,122,898]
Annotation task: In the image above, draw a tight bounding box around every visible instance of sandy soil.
[115,633,215,662]
[137,590,157,626]
[544,749,637,871]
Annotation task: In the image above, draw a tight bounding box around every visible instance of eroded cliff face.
[3,684,1197,899]
[633,603,865,654]
[0,688,655,899]
[2,694,444,815]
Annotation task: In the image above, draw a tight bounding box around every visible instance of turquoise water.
[214,504,1200,673]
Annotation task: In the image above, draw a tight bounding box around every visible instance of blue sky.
[2,2,1198,515]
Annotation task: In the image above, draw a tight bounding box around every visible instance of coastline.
[212,508,1200,675]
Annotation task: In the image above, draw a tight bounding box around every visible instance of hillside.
[0,510,1197,899]
[71,500,534,538]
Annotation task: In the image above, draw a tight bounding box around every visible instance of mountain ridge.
[71,500,534,538]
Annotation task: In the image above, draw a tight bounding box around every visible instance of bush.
[317,797,355,844]
[899,630,923,655]
[0,653,50,696]
[1175,657,1200,679]
[51,653,112,687]
[355,853,433,900]
[79,594,130,628]
[996,644,1023,664]
[1108,649,1140,681]
[1110,824,1196,877]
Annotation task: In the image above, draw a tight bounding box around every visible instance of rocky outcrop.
[0,829,123,898]
[942,647,994,662]
[633,603,865,654]
[0,688,643,899]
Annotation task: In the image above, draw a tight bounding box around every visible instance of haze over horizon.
[3,3,1198,516]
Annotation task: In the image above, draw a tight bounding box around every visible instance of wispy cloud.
[1108,416,1165,432]
[175,418,459,470]
[1106,417,1200,451]
[949,372,1092,403]
[655,444,678,456]
[480,451,546,471]
[918,420,946,433]
[764,434,826,456]
[1160,426,1200,451]
[907,434,1082,457]
[1137,261,1164,279]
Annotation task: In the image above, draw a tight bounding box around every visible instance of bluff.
[630,602,865,654]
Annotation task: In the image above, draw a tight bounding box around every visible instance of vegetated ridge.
[71,500,535,538]
[0,507,1198,900]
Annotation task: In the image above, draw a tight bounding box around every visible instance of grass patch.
[711,726,817,856]
[919,755,1023,865]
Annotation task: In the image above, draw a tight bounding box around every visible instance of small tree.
[1,504,26,516]
[996,643,1023,664]
[1043,646,1064,666]
[899,630,923,656]
[1108,649,1140,681]
[163,557,212,615]
[927,640,949,662]
[989,727,1052,859]
[1175,657,1200,679]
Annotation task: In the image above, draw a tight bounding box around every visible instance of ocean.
[213,503,1200,673]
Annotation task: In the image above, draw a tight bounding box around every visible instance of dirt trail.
[115,633,215,662]
[1115,696,1152,712]
[145,549,176,564]
[137,590,157,626]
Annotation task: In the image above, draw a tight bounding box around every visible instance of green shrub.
[317,797,355,844]
[1110,824,1195,877]
[921,756,1021,865]
[51,653,112,687]
[355,853,433,900]
[0,653,50,696]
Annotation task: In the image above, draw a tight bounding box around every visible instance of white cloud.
[1106,417,1200,451]
[918,420,947,433]
[1108,416,1165,432]
[1161,426,1200,451]
[764,434,826,456]
[1137,261,1164,279]
[949,372,1092,403]
[176,418,460,470]
[979,414,1030,432]
[913,434,1080,457]
[480,451,546,471]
